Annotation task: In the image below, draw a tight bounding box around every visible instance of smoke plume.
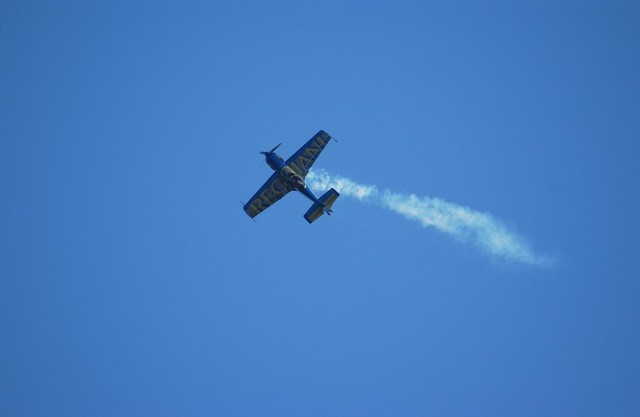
[307,169,553,267]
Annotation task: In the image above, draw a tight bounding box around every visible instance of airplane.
[243,130,340,223]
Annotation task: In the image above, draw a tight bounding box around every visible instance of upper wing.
[285,130,332,178]
[243,171,292,218]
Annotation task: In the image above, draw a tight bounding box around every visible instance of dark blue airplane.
[243,130,339,223]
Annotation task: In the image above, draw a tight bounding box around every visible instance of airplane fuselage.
[265,152,322,205]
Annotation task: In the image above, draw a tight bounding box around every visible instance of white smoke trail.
[307,169,553,267]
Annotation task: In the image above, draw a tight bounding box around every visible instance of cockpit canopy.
[281,166,304,187]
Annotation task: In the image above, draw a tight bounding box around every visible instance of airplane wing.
[285,130,332,178]
[243,171,292,218]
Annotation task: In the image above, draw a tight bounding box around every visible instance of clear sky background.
[1,1,639,416]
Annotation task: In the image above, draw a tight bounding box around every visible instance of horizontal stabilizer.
[304,188,340,224]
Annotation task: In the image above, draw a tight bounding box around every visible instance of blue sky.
[1,1,639,416]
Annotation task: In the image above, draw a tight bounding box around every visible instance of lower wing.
[243,172,292,218]
[285,130,332,178]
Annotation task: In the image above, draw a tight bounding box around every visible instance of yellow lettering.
[296,154,312,169]
[250,198,264,215]
[303,146,319,159]
[289,162,303,175]
[272,178,287,193]
[288,133,330,175]
[260,188,273,205]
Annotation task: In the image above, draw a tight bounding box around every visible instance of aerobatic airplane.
[243,130,339,223]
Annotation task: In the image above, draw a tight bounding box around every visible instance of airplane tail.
[304,188,340,224]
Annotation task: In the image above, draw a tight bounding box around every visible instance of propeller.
[260,143,281,155]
